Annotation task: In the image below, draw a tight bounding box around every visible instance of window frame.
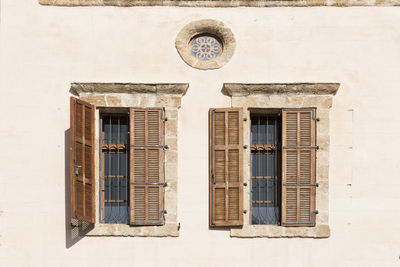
[249,110,282,226]
[224,83,339,238]
[70,83,188,237]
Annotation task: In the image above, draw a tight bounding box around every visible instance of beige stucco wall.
[1,1,400,266]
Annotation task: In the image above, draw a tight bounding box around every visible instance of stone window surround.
[223,83,340,238]
[39,0,400,7]
[175,19,235,70]
[71,83,188,237]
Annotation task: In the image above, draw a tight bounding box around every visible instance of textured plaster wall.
[1,1,400,266]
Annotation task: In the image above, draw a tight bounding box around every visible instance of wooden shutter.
[129,108,165,225]
[282,109,317,226]
[70,97,95,223]
[209,108,243,226]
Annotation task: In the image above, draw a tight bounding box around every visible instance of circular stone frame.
[175,19,236,70]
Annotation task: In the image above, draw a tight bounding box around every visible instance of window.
[250,110,281,225]
[70,98,168,227]
[209,107,318,228]
[175,19,235,70]
[68,82,186,236]
[218,83,338,238]
[100,113,130,224]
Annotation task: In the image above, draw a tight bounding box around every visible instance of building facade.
[1,0,400,266]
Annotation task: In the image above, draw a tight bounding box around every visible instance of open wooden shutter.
[282,109,317,226]
[70,97,95,223]
[209,108,243,226]
[129,108,165,225]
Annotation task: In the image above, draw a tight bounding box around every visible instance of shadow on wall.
[65,129,93,249]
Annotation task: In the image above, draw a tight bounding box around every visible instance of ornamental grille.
[250,113,281,225]
[100,114,130,224]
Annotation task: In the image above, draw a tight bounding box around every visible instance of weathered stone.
[316,224,331,238]
[39,0,400,7]
[86,223,179,237]
[80,95,106,106]
[224,83,340,97]
[71,83,188,96]
[105,95,122,106]
[231,224,330,238]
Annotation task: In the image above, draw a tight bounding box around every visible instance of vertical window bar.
[257,117,261,223]
[274,117,278,223]
[126,116,129,222]
[266,117,268,214]
[99,115,103,223]
[117,116,120,220]
[108,116,112,222]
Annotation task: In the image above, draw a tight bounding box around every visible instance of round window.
[190,35,222,61]
[175,19,236,70]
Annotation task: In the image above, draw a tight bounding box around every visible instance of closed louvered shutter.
[129,108,165,225]
[282,109,317,226]
[70,97,95,223]
[209,108,243,226]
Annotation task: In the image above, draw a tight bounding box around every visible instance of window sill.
[84,223,179,237]
[230,224,330,238]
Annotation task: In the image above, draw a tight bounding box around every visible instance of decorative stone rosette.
[175,19,236,70]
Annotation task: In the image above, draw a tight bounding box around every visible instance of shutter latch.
[74,165,82,176]
[312,110,319,121]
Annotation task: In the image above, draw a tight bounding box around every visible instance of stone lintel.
[223,83,340,97]
[71,83,189,96]
[39,0,400,7]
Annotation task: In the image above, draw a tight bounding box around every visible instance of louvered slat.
[300,188,311,222]
[209,108,243,227]
[300,111,311,146]
[134,111,145,145]
[228,150,239,183]
[134,187,146,221]
[286,188,297,223]
[215,189,225,221]
[148,111,160,145]
[286,112,297,147]
[282,109,316,226]
[70,97,95,223]
[214,150,225,183]
[228,111,239,145]
[134,149,146,182]
[286,150,297,184]
[130,108,165,225]
[148,149,159,183]
[228,188,239,220]
[300,150,311,184]
[148,187,160,220]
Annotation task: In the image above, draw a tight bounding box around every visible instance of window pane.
[250,113,281,225]
[101,114,129,224]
